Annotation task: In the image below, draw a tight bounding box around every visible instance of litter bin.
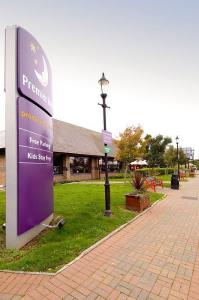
[171,174,179,190]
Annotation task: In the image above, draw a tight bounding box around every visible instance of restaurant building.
[0,119,118,186]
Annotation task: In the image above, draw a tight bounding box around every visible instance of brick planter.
[125,194,150,212]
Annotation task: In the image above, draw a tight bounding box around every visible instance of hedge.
[136,167,175,176]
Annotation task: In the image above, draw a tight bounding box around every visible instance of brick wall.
[53,174,67,183]
[54,172,122,183]
[91,157,100,180]
[53,173,93,183]
[100,172,121,179]
[70,173,92,181]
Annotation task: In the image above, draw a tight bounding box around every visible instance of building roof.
[0,119,116,158]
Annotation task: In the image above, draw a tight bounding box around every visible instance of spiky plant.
[131,171,146,194]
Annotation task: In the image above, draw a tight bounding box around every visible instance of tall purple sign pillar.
[5,26,53,249]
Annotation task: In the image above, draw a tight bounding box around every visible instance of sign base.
[6,214,53,249]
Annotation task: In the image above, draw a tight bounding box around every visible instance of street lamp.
[176,136,180,179]
[98,73,111,216]
[192,149,195,164]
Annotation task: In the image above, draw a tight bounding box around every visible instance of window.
[53,153,63,175]
[70,156,91,174]
[99,158,120,172]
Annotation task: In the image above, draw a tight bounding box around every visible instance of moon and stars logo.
[30,42,49,88]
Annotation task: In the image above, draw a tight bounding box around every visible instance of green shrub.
[136,167,175,176]
[109,173,127,179]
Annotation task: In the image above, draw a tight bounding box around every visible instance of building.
[0,119,118,186]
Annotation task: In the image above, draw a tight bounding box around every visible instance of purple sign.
[102,130,112,145]
[17,27,52,116]
[17,97,53,235]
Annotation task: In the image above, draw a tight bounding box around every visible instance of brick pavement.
[1,176,199,299]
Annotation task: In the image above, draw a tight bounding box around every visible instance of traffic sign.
[104,146,112,153]
[102,130,112,145]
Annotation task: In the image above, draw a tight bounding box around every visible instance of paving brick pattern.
[1,176,199,299]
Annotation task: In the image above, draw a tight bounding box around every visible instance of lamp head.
[98,73,109,95]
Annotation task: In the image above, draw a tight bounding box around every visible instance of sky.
[0,0,199,158]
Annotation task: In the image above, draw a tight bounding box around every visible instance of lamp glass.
[98,73,109,94]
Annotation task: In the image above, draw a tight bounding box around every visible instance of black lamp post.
[98,73,111,216]
[176,136,180,179]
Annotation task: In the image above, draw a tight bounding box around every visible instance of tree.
[115,125,144,178]
[164,145,176,167]
[144,135,172,167]
[164,146,189,168]
[178,148,189,166]
[141,134,152,156]
[194,159,199,169]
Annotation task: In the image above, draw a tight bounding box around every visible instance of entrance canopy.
[130,159,148,166]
